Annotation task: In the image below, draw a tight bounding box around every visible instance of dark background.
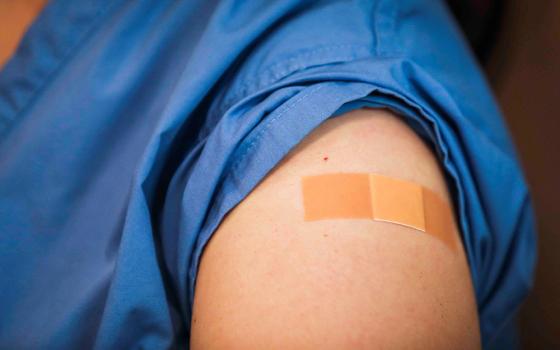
[488,0,560,348]
[452,0,560,348]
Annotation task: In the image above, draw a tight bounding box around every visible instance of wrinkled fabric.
[0,0,536,348]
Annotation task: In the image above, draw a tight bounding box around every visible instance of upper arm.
[189,107,480,349]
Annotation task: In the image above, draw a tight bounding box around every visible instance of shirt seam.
[229,84,325,176]
[219,43,372,113]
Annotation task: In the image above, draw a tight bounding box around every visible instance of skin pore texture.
[0,0,48,68]
[190,107,481,349]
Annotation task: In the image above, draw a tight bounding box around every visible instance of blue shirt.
[0,0,536,348]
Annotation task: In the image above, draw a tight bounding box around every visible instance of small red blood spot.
[323,156,329,161]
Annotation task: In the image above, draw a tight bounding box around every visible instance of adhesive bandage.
[301,173,457,252]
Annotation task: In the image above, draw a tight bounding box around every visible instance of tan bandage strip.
[301,173,457,252]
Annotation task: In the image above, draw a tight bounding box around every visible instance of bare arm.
[190,107,480,349]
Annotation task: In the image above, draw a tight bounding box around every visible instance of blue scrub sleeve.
[0,0,536,348]
[184,59,536,347]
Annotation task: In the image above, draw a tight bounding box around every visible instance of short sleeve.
[0,0,536,348]
[177,1,537,347]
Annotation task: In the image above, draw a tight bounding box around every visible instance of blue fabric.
[0,0,536,348]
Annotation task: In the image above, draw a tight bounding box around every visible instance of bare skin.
[0,3,481,347]
[190,107,481,349]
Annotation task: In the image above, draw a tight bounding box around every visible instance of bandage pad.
[301,173,458,252]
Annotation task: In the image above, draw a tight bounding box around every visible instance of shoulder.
[189,107,480,349]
